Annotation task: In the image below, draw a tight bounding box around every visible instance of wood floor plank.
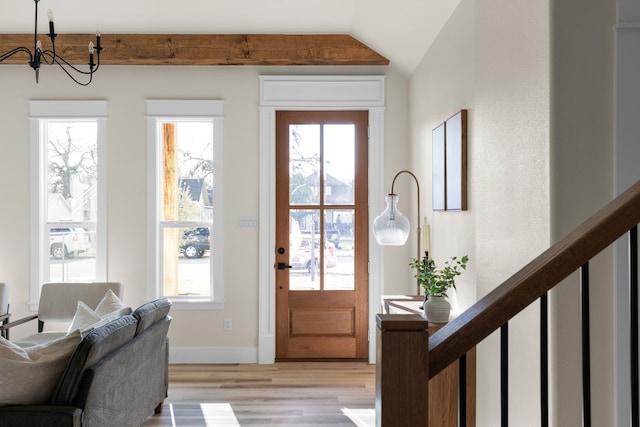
[142,362,375,427]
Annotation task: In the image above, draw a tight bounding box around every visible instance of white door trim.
[257,75,386,364]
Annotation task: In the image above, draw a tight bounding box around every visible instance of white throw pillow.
[94,289,126,317]
[85,306,133,332]
[0,331,81,405]
[67,295,132,337]
[66,301,102,335]
[101,306,132,322]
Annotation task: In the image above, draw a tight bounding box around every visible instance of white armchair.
[0,283,9,339]
[0,282,122,346]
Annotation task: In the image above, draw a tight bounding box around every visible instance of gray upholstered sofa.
[0,298,172,427]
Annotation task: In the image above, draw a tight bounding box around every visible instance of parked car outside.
[180,227,210,259]
[325,228,341,248]
[50,227,92,259]
[290,237,337,272]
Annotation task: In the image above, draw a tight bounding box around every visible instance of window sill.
[168,299,224,311]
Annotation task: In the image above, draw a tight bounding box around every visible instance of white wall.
[550,0,616,425]
[409,0,552,425]
[475,3,551,424]
[614,0,640,425]
[378,67,413,295]
[0,64,409,360]
[408,0,622,425]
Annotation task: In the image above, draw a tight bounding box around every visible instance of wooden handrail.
[428,180,640,378]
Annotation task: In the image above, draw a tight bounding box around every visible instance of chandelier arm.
[39,51,92,86]
[39,50,54,66]
[41,50,98,76]
[39,46,101,83]
[56,50,101,74]
[55,61,93,86]
[0,47,34,63]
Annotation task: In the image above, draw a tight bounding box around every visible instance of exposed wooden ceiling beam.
[0,34,389,66]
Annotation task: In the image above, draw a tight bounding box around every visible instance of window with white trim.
[146,100,224,308]
[29,101,108,306]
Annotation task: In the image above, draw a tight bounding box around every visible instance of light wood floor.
[142,362,376,427]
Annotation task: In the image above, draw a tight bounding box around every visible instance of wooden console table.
[381,295,476,427]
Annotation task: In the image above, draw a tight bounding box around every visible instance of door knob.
[276,262,292,270]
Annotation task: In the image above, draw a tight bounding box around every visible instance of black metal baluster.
[501,322,508,427]
[631,225,639,427]
[541,293,549,427]
[581,263,592,427]
[459,353,467,427]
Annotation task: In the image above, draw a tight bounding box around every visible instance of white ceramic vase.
[423,295,451,323]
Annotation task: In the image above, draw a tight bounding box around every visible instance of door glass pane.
[289,124,320,206]
[163,226,211,297]
[289,209,321,291]
[324,124,355,205]
[324,209,354,290]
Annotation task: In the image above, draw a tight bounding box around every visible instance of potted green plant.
[409,252,469,322]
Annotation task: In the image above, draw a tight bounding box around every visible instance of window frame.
[146,100,224,309]
[29,100,108,311]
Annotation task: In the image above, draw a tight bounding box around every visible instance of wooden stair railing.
[376,179,640,426]
[428,179,640,378]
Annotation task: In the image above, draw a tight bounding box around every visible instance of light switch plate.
[237,216,258,229]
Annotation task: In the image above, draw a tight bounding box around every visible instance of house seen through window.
[29,100,108,304]
[147,99,224,306]
[46,121,98,281]
[160,121,214,298]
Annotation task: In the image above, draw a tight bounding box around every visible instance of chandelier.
[0,0,102,85]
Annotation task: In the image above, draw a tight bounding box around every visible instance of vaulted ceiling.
[0,0,460,75]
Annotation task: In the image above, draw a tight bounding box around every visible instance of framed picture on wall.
[432,122,446,211]
[432,109,468,211]
[445,110,467,210]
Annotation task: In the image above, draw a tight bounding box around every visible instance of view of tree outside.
[47,121,98,222]
[46,120,98,282]
[289,124,320,209]
[161,121,214,298]
[287,123,356,291]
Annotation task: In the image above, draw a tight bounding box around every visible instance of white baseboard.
[169,347,259,364]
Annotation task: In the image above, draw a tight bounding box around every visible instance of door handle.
[276,262,292,270]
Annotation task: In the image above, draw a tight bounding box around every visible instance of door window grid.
[287,123,357,291]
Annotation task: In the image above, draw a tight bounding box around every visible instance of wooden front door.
[275,111,369,359]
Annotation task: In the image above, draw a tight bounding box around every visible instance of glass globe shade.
[373,194,410,245]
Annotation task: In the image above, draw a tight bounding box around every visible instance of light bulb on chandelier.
[0,0,103,86]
